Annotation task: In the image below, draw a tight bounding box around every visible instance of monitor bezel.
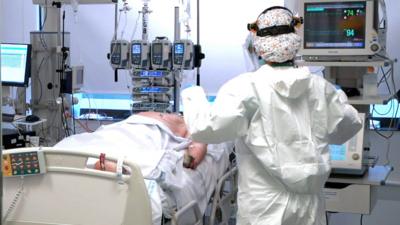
[298,0,376,57]
[1,43,32,87]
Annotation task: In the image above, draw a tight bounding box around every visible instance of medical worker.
[181,6,363,225]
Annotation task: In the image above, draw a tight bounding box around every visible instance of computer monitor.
[298,0,381,60]
[1,43,32,87]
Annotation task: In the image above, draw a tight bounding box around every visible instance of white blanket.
[55,115,231,225]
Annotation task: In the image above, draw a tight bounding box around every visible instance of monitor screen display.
[152,44,162,55]
[329,144,347,161]
[1,43,31,87]
[304,1,366,49]
[132,44,141,54]
[174,43,184,54]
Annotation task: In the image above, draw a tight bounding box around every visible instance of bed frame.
[3,147,238,225]
[207,167,238,225]
[3,147,152,225]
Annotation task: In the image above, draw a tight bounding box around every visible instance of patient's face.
[137,112,188,137]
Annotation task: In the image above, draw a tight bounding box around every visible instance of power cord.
[2,177,25,224]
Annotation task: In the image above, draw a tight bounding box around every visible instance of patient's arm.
[185,142,207,169]
[93,142,207,172]
[93,160,131,174]
[137,112,208,169]
[92,113,208,172]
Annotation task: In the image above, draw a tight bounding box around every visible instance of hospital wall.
[0,0,36,43]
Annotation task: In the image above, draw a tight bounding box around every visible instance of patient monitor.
[298,0,383,61]
[329,113,367,175]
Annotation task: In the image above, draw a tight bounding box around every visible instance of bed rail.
[208,166,238,225]
[3,147,152,225]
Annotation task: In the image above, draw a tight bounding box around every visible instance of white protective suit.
[181,64,362,225]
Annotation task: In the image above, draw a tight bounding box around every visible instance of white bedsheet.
[55,115,232,225]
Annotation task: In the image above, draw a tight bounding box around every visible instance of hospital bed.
[2,146,237,225]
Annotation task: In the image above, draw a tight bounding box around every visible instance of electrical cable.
[36,55,50,103]
[360,214,364,225]
[378,67,393,93]
[371,118,394,139]
[372,99,393,116]
[384,138,392,166]
[2,177,24,224]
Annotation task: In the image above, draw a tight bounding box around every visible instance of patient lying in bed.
[55,111,232,225]
[93,112,207,171]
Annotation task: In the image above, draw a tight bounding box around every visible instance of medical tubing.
[39,0,50,51]
[2,177,24,224]
[130,12,142,41]
[72,93,76,134]
[194,0,201,85]
[114,4,118,40]
[120,11,128,39]
[110,13,123,66]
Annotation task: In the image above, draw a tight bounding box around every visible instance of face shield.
[242,33,260,72]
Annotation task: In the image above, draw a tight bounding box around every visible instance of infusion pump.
[109,40,130,69]
[131,40,151,70]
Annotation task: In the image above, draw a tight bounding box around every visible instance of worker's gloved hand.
[183,142,207,169]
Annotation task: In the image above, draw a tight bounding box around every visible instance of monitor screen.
[132,44,141,54]
[304,1,366,49]
[152,43,162,55]
[174,43,184,54]
[1,43,31,87]
[329,144,347,161]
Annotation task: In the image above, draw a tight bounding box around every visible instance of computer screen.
[304,1,366,49]
[1,43,32,87]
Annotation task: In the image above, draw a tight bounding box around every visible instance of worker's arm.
[325,83,363,144]
[182,75,255,144]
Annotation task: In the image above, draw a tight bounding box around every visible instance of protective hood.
[255,64,312,99]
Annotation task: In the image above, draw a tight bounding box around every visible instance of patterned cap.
[252,8,301,63]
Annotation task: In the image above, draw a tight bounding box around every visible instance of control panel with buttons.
[3,150,46,177]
